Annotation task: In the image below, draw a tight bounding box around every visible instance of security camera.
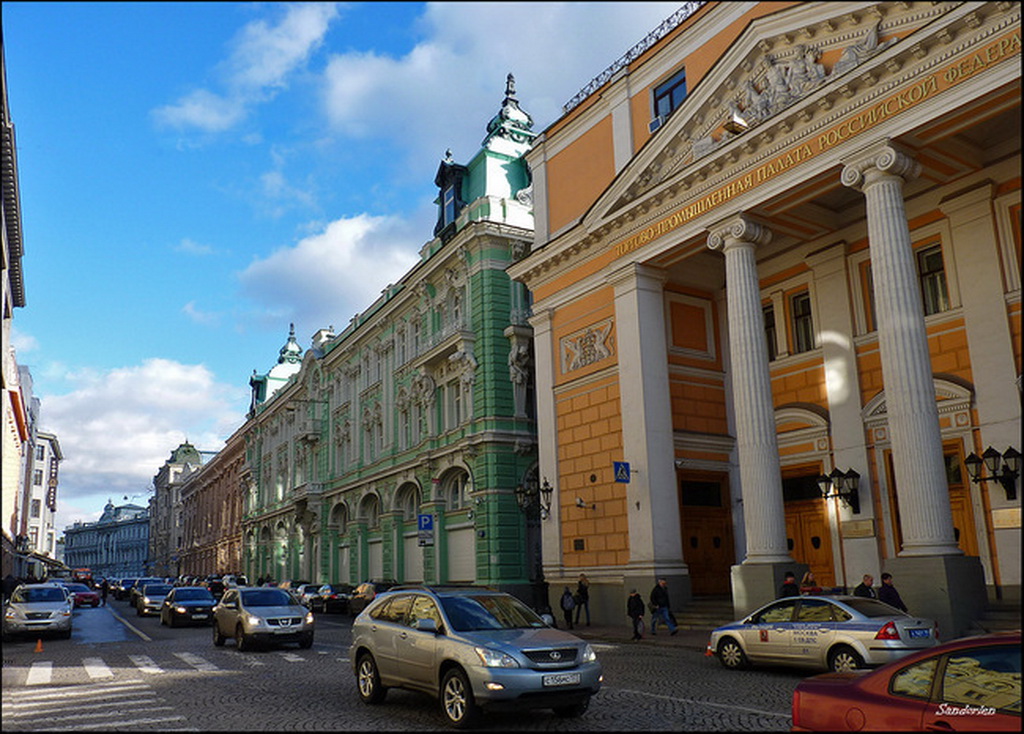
[576,497,586,508]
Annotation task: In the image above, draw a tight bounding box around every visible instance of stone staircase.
[672,594,737,630]
[967,598,1022,636]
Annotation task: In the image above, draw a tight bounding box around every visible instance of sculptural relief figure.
[789,45,826,95]
[833,21,898,77]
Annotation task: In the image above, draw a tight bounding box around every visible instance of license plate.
[192,614,207,620]
[909,628,929,638]
[273,627,294,634]
[542,673,581,687]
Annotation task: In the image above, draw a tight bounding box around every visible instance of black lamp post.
[515,476,554,615]
[515,477,553,520]
[964,446,1020,501]
[817,468,861,514]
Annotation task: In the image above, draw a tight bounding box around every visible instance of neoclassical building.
[64,500,149,578]
[509,1,1020,637]
[240,78,543,602]
[149,441,210,577]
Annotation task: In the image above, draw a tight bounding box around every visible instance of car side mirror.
[415,618,439,634]
[541,613,555,627]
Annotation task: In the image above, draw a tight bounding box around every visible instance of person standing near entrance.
[649,578,678,636]
[574,573,591,627]
[854,574,876,598]
[560,586,576,629]
[878,573,908,612]
[627,589,645,641]
[779,571,799,597]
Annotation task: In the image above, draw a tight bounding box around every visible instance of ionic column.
[707,215,792,564]
[841,140,959,556]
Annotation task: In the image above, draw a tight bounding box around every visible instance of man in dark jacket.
[779,571,799,598]
[649,578,678,636]
[627,589,645,641]
[878,573,908,612]
[853,574,877,598]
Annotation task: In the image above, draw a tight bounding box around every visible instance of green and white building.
[240,76,545,604]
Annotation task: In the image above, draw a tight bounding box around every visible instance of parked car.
[64,582,101,608]
[295,584,324,608]
[311,583,355,614]
[115,578,138,600]
[792,630,1020,731]
[349,579,399,616]
[2,584,74,640]
[222,574,248,589]
[708,595,939,673]
[350,585,602,728]
[129,578,164,610]
[136,583,174,616]
[212,587,314,651]
[160,587,216,627]
[202,576,226,600]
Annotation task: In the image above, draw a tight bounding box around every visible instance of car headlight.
[4,608,16,620]
[244,613,263,627]
[305,612,314,624]
[143,597,152,604]
[474,646,519,668]
[175,606,188,614]
[581,643,597,663]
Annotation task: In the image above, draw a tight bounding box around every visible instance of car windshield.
[65,584,91,593]
[144,585,173,595]
[440,594,547,632]
[843,597,909,618]
[13,587,66,603]
[241,589,293,607]
[174,589,214,601]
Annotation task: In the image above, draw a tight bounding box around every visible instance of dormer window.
[434,151,469,239]
[443,185,457,226]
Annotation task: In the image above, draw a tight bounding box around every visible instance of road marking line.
[129,654,164,674]
[24,662,52,686]
[279,653,304,662]
[70,716,188,729]
[609,687,792,719]
[5,705,175,722]
[172,652,220,672]
[6,680,149,699]
[5,694,159,711]
[107,607,153,641]
[82,657,114,679]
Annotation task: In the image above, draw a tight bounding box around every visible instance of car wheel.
[298,633,313,649]
[828,645,863,673]
[236,624,253,652]
[160,613,167,626]
[168,614,177,628]
[440,668,478,729]
[212,623,226,647]
[356,653,387,704]
[717,637,750,670]
[553,697,590,718]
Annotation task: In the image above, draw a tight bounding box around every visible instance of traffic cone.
[34,638,43,653]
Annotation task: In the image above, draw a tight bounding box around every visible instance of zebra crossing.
[2,649,335,730]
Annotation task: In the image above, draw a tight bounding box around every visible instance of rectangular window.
[446,380,462,430]
[653,67,687,121]
[443,185,457,225]
[861,261,877,332]
[763,304,777,361]
[33,470,43,486]
[36,446,45,461]
[917,244,949,316]
[791,292,815,354]
[30,499,41,518]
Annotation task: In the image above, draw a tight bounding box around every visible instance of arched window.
[396,484,421,522]
[441,469,470,511]
[330,503,348,534]
[360,494,381,529]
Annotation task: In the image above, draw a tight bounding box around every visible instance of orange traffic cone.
[34,638,44,653]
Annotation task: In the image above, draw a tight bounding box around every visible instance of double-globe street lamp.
[515,476,554,614]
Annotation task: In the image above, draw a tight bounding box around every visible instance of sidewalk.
[559,621,713,652]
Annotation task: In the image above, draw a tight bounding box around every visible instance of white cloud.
[182,301,220,325]
[10,326,38,355]
[175,237,216,256]
[322,2,683,174]
[37,359,246,534]
[237,212,422,332]
[154,2,340,133]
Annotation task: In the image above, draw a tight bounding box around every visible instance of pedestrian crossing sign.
[614,461,630,483]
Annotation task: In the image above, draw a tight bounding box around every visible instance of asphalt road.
[2,597,802,731]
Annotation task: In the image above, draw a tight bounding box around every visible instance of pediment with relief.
[594,2,947,225]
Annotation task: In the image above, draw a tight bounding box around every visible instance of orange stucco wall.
[546,116,616,235]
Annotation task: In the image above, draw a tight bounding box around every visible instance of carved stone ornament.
[560,319,614,373]
[508,342,532,385]
[707,214,773,252]
[840,140,921,191]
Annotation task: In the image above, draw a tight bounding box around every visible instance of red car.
[64,583,101,608]
[792,631,1020,731]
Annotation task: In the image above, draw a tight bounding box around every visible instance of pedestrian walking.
[627,589,645,641]
[649,578,678,636]
[853,574,877,598]
[560,586,576,630]
[779,571,799,597]
[101,578,109,606]
[878,572,908,612]
[574,573,591,627]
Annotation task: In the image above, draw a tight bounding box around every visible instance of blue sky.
[3,1,683,532]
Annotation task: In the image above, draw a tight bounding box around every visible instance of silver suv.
[213,587,314,651]
[350,586,602,728]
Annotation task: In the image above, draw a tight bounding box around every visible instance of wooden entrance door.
[678,474,735,596]
[784,500,835,588]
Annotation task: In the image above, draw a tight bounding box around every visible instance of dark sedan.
[792,631,1020,731]
[160,587,217,627]
[310,584,355,614]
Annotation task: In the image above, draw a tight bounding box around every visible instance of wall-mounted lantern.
[515,477,553,520]
[817,467,861,514]
[964,446,1020,501]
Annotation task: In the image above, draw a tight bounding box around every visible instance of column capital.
[840,139,921,191]
[606,261,668,292]
[706,213,773,252]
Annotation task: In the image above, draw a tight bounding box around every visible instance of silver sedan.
[707,595,938,672]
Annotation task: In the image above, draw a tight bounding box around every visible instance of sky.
[3,1,684,534]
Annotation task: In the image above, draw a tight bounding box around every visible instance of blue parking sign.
[418,513,434,547]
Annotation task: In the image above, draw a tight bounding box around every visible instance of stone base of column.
[730,561,809,619]
[623,569,692,612]
[883,555,987,639]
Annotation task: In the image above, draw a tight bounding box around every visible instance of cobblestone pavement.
[2,604,801,731]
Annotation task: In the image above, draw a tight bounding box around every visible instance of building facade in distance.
[64,500,149,578]
[149,441,209,577]
[509,1,1020,637]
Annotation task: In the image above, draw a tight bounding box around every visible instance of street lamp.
[964,446,1020,501]
[515,477,553,520]
[817,468,861,514]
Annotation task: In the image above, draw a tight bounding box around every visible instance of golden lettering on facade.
[611,29,1020,260]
